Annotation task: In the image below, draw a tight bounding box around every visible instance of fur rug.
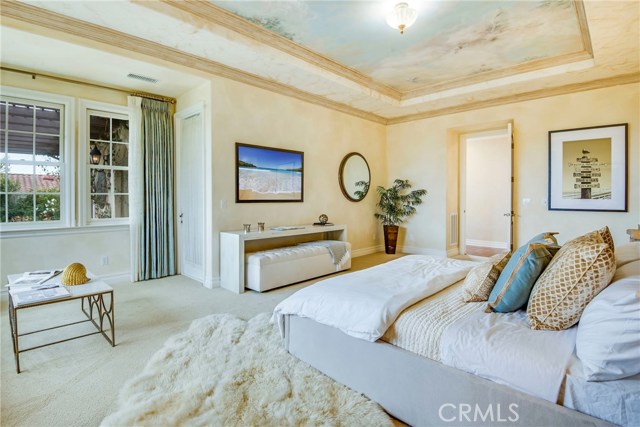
[101,313,393,427]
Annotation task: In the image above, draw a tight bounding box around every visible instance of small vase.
[383,225,399,254]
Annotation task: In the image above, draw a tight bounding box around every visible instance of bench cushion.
[246,241,351,292]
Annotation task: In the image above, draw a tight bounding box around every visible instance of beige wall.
[387,83,640,253]
[208,77,386,282]
[0,71,130,283]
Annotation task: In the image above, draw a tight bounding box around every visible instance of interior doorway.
[175,104,205,282]
[460,126,514,257]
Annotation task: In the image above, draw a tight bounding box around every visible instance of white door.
[176,108,204,281]
[460,127,513,256]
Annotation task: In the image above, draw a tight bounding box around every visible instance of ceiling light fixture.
[386,2,418,35]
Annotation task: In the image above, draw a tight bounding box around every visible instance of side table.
[7,279,115,373]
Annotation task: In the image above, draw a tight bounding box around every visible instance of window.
[0,97,66,227]
[86,109,129,223]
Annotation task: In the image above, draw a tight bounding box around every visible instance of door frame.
[459,126,514,255]
[175,102,206,282]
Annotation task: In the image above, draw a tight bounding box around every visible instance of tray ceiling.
[214,0,587,92]
[0,0,638,124]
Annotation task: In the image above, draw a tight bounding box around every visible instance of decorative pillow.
[615,242,640,268]
[545,226,613,273]
[462,252,511,302]
[576,264,640,381]
[527,233,616,331]
[486,233,559,313]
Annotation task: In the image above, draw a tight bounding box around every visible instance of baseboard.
[204,276,220,289]
[465,239,509,249]
[99,271,131,284]
[352,245,384,258]
[398,245,447,257]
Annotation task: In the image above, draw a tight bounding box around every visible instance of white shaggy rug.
[101,313,393,427]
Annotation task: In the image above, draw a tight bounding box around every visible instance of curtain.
[128,96,176,281]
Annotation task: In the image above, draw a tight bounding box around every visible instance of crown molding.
[155,0,401,101]
[387,72,640,125]
[0,0,388,125]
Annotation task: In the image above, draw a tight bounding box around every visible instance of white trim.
[0,224,128,239]
[465,239,510,249]
[204,276,220,289]
[0,86,75,231]
[78,99,130,227]
[99,271,130,284]
[397,245,448,257]
[352,245,384,258]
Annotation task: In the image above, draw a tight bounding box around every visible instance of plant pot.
[383,225,399,254]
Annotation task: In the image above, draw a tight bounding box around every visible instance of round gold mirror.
[339,152,370,202]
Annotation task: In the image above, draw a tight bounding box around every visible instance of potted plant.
[374,179,427,254]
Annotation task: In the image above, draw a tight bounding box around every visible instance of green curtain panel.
[128,96,176,281]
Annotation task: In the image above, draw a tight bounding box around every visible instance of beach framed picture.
[236,143,304,203]
[548,123,627,212]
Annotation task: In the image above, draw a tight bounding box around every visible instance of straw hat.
[61,263,90,286]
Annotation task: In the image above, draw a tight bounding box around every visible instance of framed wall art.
[236,143,304,203]
[548,123,627,212]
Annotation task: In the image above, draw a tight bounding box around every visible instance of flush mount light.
[386,2,418,34]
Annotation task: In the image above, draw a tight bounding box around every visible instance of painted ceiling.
[0,0,638,123]
[213,0,585,92]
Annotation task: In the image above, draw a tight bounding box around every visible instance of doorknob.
[503,212,513,217]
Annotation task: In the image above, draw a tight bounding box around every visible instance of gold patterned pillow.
[545,226,613,273]
[527,233,616,331]
[462,252,511,302]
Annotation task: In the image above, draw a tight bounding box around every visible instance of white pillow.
[576,261,640,381]
[615,242,640,268]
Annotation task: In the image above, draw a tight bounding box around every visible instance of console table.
[220,224,347,293]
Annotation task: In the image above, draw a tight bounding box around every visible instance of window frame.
[0,87,74,231]
[78,100,130,227]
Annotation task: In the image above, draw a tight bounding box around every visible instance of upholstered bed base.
[283,314,613,427]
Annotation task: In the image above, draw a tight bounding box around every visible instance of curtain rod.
[1,66,177,104]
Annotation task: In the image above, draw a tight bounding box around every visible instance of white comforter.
[273,255,477,342]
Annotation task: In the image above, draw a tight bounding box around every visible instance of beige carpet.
[102,313,392,427]
[1,252,403,427]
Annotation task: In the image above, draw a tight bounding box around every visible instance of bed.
[274,252,640,426]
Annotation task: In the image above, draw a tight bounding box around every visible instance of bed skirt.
[283,314,613,427]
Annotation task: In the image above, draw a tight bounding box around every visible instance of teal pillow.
[486,233,559,313]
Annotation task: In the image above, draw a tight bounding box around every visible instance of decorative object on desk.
[258,222,265,232]
[236,143,303,203]
[101,313,392,427]
[61,263,91,286]
[243,224,251,233]
[374,179,427,254]
[313,214,334,226]
[548,123,627,212]
[339,152,370,202]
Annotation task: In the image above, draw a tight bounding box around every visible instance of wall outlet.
[220,199,227,209]
[101,256,110,266]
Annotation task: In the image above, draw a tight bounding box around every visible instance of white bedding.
[562,356,640,426]
[441,310,577,403]
[273,255,477,342]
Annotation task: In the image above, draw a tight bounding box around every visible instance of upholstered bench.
[245,240,351,292]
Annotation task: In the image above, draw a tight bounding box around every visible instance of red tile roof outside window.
[6,174,59,192]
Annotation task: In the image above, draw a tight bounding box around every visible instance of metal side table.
[7,279,115,373]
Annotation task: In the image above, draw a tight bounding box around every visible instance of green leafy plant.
[374,179,427,226]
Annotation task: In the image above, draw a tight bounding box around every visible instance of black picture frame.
[235,143,304,203]
[548,123,627,212]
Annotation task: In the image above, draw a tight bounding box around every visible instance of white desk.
[220,224,347,293]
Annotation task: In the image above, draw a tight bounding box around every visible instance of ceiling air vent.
[126,73,159,84]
